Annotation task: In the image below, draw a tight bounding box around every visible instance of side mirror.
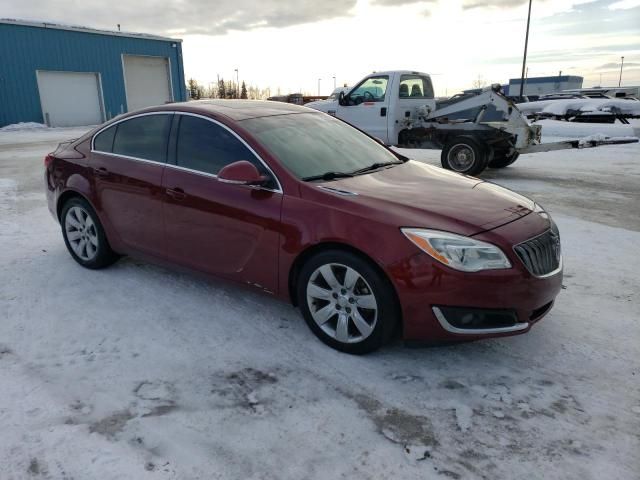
[338,91,347,106]
[218,160,267,186]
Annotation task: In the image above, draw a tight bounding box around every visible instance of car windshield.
[240,112,401,180]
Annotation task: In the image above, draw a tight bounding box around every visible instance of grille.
[514,228,561,276]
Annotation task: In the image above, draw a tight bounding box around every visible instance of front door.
[162,114,282,293]
[335,75,390,143]
[90,113,172,258]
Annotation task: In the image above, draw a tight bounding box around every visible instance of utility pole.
[519,0,533,99]
[234,68,239,98]
[619,56,624,87]
[333,76,336,89]
[318,78,322,96]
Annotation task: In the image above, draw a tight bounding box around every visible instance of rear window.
[112,114,172,162]
[399,74,434,99]
[93,126,116,152]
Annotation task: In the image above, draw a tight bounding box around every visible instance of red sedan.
[45,101,562,354]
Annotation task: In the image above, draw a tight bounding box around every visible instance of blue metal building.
[0,19,186,127]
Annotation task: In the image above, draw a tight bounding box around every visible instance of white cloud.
[608,0,640,9]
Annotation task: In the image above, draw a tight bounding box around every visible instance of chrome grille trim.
[514,228,562,278]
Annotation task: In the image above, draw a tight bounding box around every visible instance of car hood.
[313,161,536,236]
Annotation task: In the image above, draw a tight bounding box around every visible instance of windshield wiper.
[350,161,403,176]
[302,171,355,182]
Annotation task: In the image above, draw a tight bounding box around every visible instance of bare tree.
[472,75,488,89]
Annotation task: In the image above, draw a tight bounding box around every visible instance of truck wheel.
[489,151,520,169]
[441,137,488,176]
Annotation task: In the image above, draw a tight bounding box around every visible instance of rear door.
[335,75,390,143]
[90,113,172,258]
[162,114,283,293]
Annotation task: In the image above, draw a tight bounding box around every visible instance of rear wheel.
[61,197,119,269]
[297,250,398,354]
[441,137,488,176]
[489,151,520,169]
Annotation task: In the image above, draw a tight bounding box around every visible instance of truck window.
[348,76,389,104]
[399,75,434,99]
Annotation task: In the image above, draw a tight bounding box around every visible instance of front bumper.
[391,218,563,342]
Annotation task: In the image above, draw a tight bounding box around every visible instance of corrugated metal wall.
[0,22,186,127]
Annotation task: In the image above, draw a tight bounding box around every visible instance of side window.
[176,115,266,178]
[93,126,116,152]
[348,76,389,104]
[399,75,434,99]
[112,114,171,162]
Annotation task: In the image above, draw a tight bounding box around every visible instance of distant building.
[0,19,186,127]
[506,75,583,97]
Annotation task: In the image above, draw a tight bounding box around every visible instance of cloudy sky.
[5,0,640,95]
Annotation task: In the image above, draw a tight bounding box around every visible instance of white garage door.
[36,71,104,127]
[123,55,173,112]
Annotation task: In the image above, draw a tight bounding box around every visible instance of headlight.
[401,228,511,272]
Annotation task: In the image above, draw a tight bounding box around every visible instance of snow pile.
[517,98,640,117]
[0,122,48,132]
[535,119,640,141]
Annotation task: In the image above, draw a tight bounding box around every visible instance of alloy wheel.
[64,206,99,261]
[306,263,378,344]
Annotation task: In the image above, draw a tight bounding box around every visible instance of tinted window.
[176,115,263,177]
[94,126,116,152]
[112,114,171,162]
[399,75,434,99]
[241,113,399,180]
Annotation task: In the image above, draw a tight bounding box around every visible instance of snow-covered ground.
[0,122,639,479]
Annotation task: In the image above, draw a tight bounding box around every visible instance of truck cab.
[310,71,436,145]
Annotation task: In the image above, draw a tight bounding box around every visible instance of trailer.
[307,70,638,176]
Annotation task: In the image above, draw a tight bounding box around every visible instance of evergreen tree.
[187,78,200,100]
[241,81,248,99]
[218,78,226,99]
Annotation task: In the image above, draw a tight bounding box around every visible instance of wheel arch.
[287,241,403,333]
[56,189,94,221]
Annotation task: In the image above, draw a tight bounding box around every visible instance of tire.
[296,250,398,354]
[441,136,488,176]
[60,197,119,269]
[489,151,520,169]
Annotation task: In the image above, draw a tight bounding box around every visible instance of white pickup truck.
[308,70,637,175]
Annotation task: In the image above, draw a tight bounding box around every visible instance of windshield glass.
[240,113,400,180]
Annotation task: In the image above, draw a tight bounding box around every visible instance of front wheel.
[441,137,489,176]
[297,250,398,354]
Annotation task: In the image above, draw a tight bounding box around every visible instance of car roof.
[161,99,314,121]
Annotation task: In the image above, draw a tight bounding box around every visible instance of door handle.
[93,167,109,177]
[165,187,186,200]
[380,107,387,117]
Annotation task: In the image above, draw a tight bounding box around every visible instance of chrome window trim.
[511,228,563,279]
[175,112,283,194]
[91,110,174,151]
[90,110,283,194]
[432,307,529,335]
